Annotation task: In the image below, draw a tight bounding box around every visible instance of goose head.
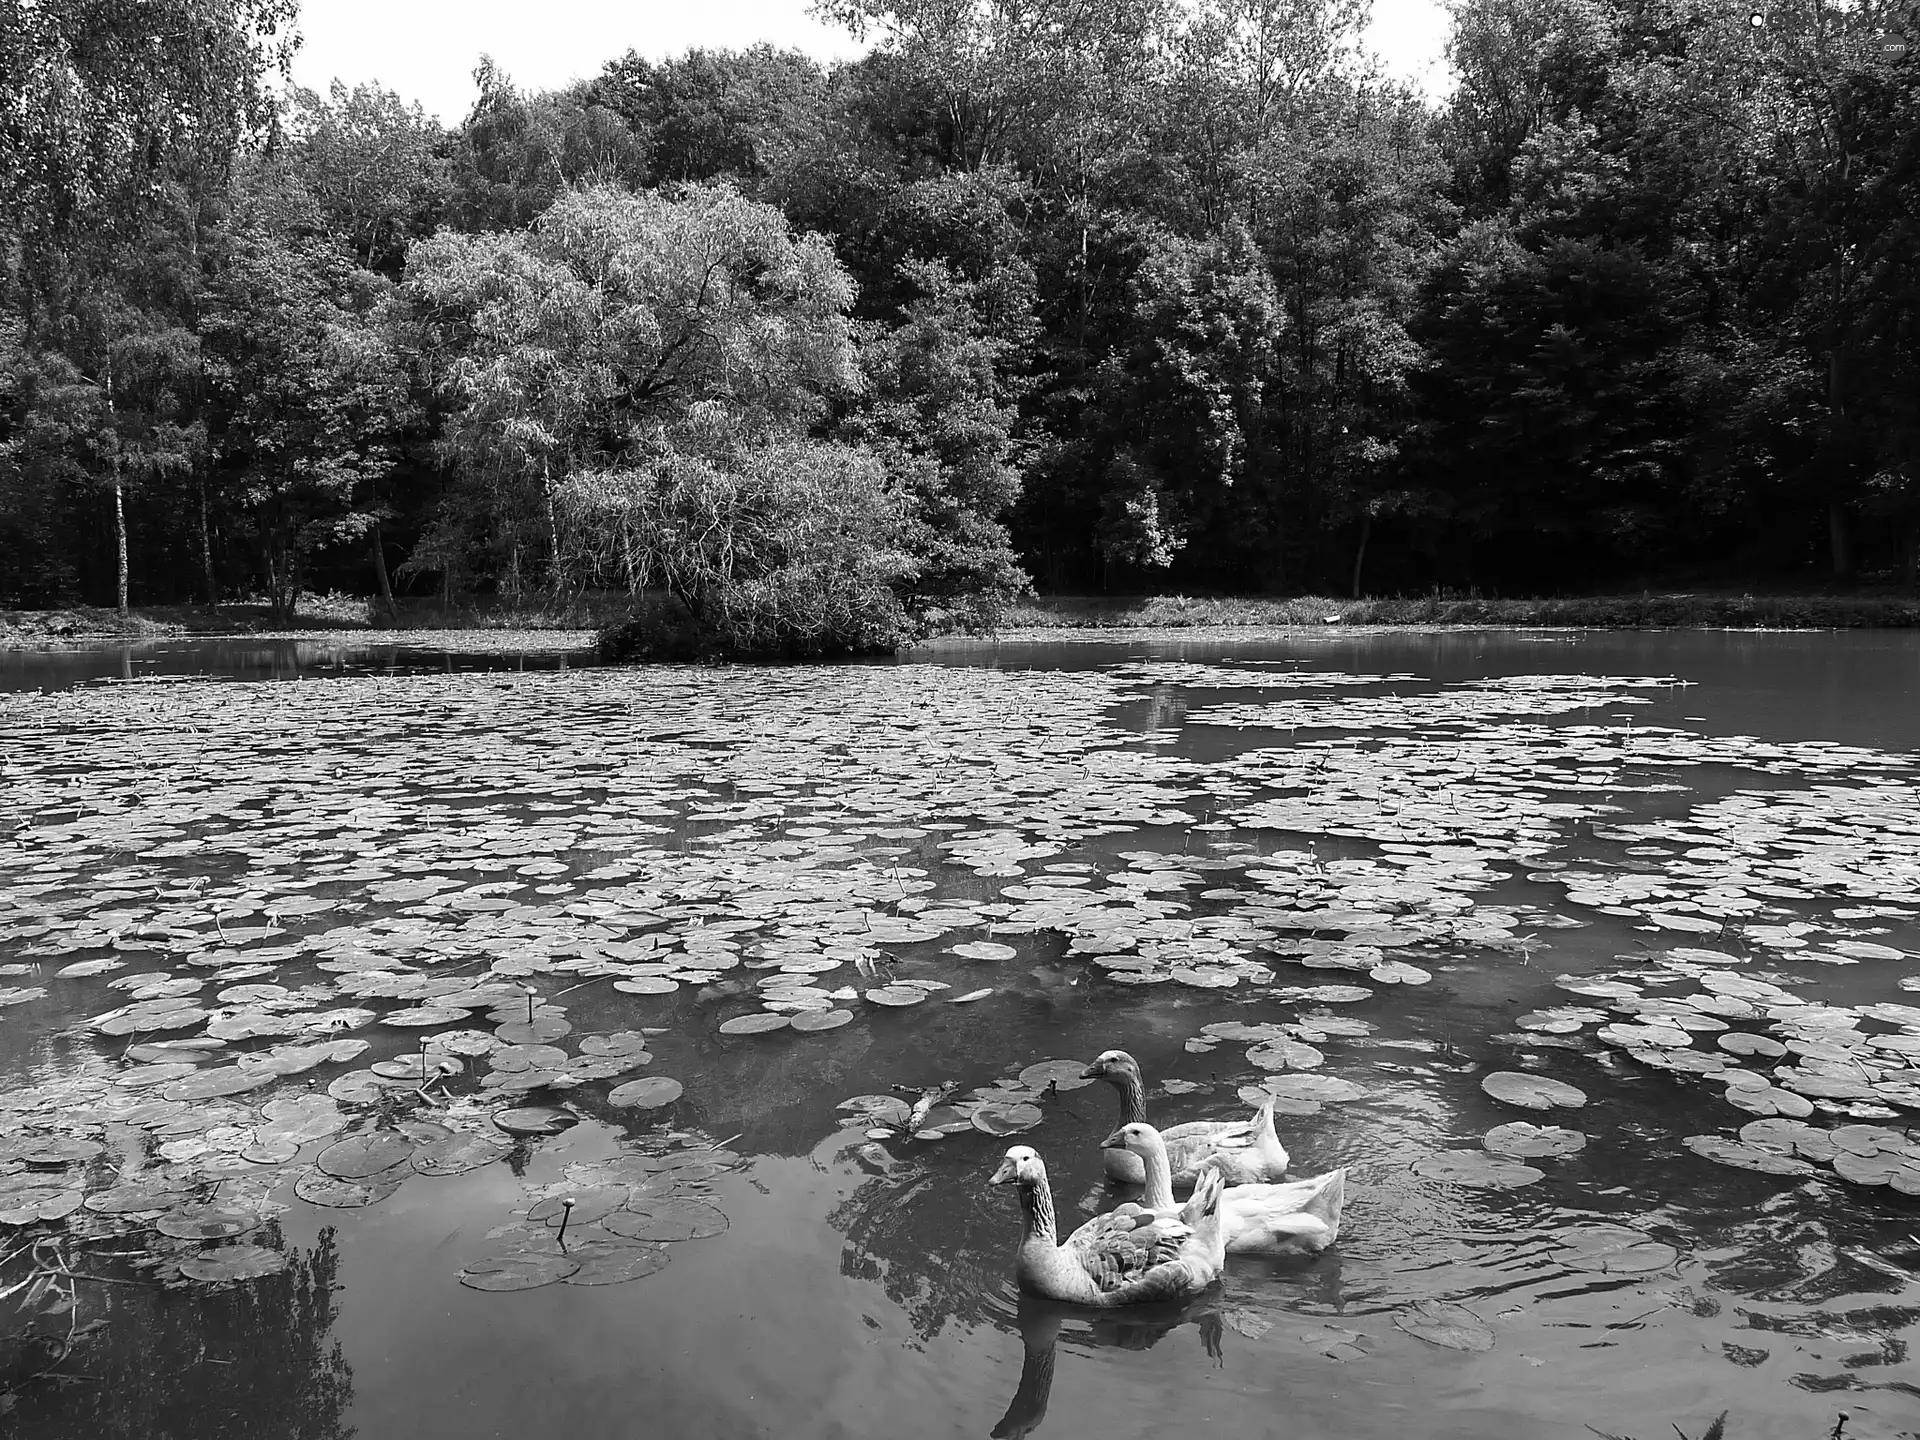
[1079,1050,1140,1083]
[990,1146,1047,1188]
[1098,1121,1161,1156]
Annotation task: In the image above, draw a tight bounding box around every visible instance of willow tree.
[404,182,914,652]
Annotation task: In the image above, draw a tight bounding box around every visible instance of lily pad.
[414,1133,514,1176]
[790,1009,853,1032]
[1484,1123,1586,1159]
[1017,1060,1094,1092]
[1481,1072,1587,1111]
[718,1013,789,1036]
[970,1102,1044,1136]
[603,1199,730,1242]
[494,1105,580,1136]
[294,1171,402,1208]
[177,1245,288,1283]
[1411,1152,1544,1188]
[1395,1300,1495,1352]
[561,1241,671,1285]
[156,1206,261,1241]
[458,1252,581,1291]
[1682,1135,1815,1176]
[1556,1224,1678,1274]
[608,1078,683,1110]
[316,1131,418,1179]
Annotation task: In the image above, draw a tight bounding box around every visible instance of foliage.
[5,0,1920,620]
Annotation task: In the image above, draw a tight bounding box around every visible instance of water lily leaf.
[1251,1074,1366,1103]
[971,1102,1043,1136]
[494,1105,579,1136]
[1369,961,1431,985]
[612,977,679,995]
[578,1032,652,1058]
[1484,1123,1586,1159]
[85,1182,189,1215]
[1247,1040,1326,1071]
[1411,1151,1544,1188]
[177,1244,287,1283]
[952,942,1017,961]
[316,1132,417,1178]
[789,1009,852,1031]
[1480,1072,1587,1110]
[1682,1136,1814,1176]
[718,1013,789,1036]
[561,1240,671,1285]
[414,1133,514,1176]
[949,989,994,1005]
[496,1016,572,1044]
[528,1187,628,1225]
[608,1078,682,1109]
[1395,1300,1495,1351]
[155,1206,261,1241]
[259,1095,347,1144]
[604,1199,729,1242]
[294,1171,402,1208]
[863,985,925,1007]
[17,1136,103,1166]
[458,1252,581,1291]
[1556,1224,1677,1274]
[1017,1061,1094,1092]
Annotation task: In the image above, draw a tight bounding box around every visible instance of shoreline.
[5,590,1920,651]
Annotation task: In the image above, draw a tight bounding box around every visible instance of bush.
[571,439,915,660]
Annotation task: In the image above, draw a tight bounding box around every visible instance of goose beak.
[1099,1128,1127,1150]
[1078,1061,1103,1079]
[989,1158,1018,1186]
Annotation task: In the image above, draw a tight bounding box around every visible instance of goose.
[1081,1050,1290,1185]
[988,1145,1228,1306]
[1102,1121,1346,1256]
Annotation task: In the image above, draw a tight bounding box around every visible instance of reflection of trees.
[5,1228,352,1440]
[828,1159,1009,1339]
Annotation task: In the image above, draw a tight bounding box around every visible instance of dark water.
[0,636,585,692]
[3,630,1919,1440]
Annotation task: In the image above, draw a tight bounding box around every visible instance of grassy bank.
[10,588,1920,649]
[0,593,635,647]
[1004,592,1920,630]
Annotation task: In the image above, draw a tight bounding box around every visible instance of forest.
[1,0,1916,651]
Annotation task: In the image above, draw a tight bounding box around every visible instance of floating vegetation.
[4,644,1920,1419]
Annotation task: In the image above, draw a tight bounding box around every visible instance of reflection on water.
[2,1231,350,1439]
[0,636,583,692]
[3,631,1920,1440]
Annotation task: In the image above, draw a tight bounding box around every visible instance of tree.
[287,81,451,277]
[405,182,914,651]
[202,166,412,620]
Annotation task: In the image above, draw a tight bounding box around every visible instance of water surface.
[2,630,1918,1440]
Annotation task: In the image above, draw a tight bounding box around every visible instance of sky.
[286,0,1455,125]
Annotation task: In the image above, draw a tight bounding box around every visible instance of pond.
[2,629,1918,1440]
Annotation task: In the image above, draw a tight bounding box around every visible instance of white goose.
[1103,1121,1347,1256]
[988,1145,1229,1306]
[1081,1050,1290,1186]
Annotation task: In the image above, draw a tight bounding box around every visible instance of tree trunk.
[1828,499,1852,578]
[113,470,129,617]
[1350,512,1372,599]
[545,470,565,596]
[370,522,398,620]
[199,478,219,607]
[107,364,129,617]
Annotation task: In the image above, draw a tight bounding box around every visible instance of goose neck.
[1017,1178,1058,1245]
[1138,1140,1177,1210]
[1114,1070,1149,1125]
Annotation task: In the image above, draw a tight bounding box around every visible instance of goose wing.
[1063,1205,1196,1296]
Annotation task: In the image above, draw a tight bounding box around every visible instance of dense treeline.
[2,0,1916,643]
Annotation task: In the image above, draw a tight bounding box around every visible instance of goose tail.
[1301,1167,1347,1239]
